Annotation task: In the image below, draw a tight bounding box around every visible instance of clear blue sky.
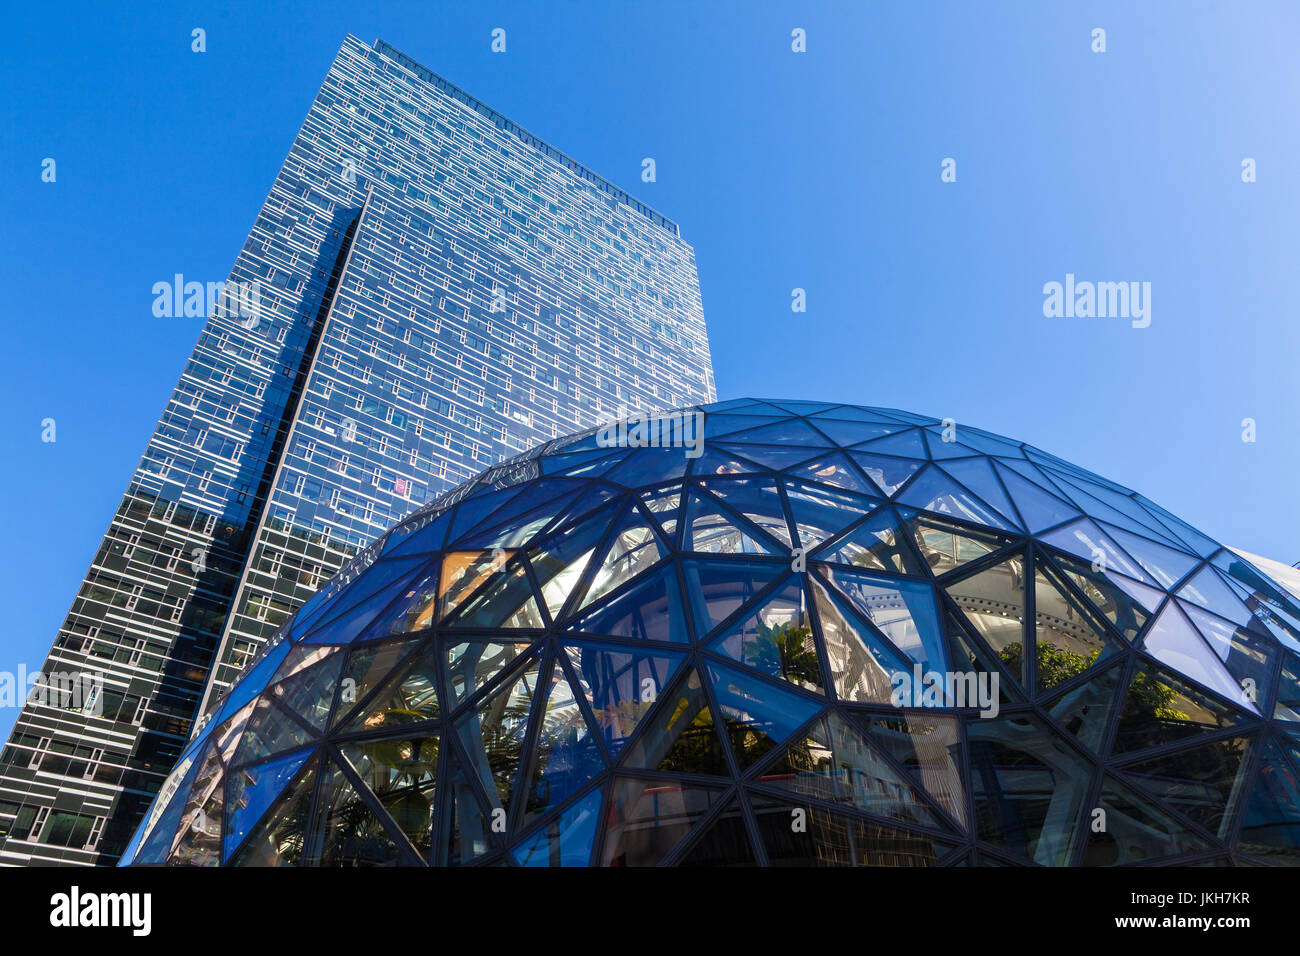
[1,1,1297,745]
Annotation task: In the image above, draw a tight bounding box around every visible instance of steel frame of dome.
[120,398,1300,867]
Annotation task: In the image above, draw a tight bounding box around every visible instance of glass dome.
[121,399,1300,866]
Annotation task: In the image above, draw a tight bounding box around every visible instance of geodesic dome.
[121,398,1300,867]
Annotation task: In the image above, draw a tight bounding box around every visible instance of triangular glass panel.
[857,712,967,829]
[1236,738,1300,864]
[807,418,907,448]
[268,650,345,730]
[307,758,409,866]
[209,640,289,728]
[1040,659,1124,754]
[640,487,682,539]
[922,433,984,460]
[674,797,756,866]
[702,412,788,438]
[967,713,1092,865]
[602,445,692,488]
[225,753,318,866]
[808,574,909,703]
[454,656,543,819]
[1113,662,1252,755]
[706,660,822,769]
[700,478,794,549]
[561,642,686,757]
[339,735,438,859]
[230,697,316,769]
[620,668,730,775]
[682,557,788,640]
[1083,774,1213,866]
[356,560,443,641]
[903,512,1014,577]
[683,490,780,556]
[994,461,1084,533]
[377,509,454,561]
[896,466,1016,530]
[715,442,822,471]
[526,505,617,617]
[223,747,314,863]
[520,659,606,824]
[1033,564,1123,694]
[512,786,603,866]
[823,566,945,673]
[816,507,926,575]
[689,447,762,478]
[563,562,689,643]
[783,480,877,550]
[1181,601,1277,709]
[786,452,879,496]
[768,399,841,414]
[540,446,631,477]
[1178,566,1258,630]
[707,575,824,693]
[854,429,929,458]
[330,636,425,729]
[846,451,924,496]
[720,418,829,445]
[298,556,438,645]
[1043,550,1151,642]
[442,559,545,629]
[580,505,672,608]
[937,458,1023,529]
[338,640,442,734]
[1119,735,1255,839]
[1103,524,1200,590]
[600,777,725,866]
[1141,603,1257,711]
[944,554,1029,683]
[1038,518,1157,587]
[446,640,534,709]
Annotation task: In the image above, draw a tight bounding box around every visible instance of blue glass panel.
[208,639,290,729]
[854,429,929,458]
[715,442,823,471]
[823,567,946,673]
[895,465,1016,531]
[563,562,690,643]
[846,451,924,495]
[223,747,314,862]
[808,418,907,448]
[1102,525,1200,590]
[681,557,788,640]
[706,661,824,768]
[720,418,827,445]
[512,786,603,866]
[1141,603,1258,712]
[937,458,1023,530]
[785,452,879,496]
[994,462,1083,533]
[563,641,687,755]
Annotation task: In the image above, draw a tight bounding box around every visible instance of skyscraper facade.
[0,35,714,865]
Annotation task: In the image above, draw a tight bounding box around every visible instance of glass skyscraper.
[0,35,714,865]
